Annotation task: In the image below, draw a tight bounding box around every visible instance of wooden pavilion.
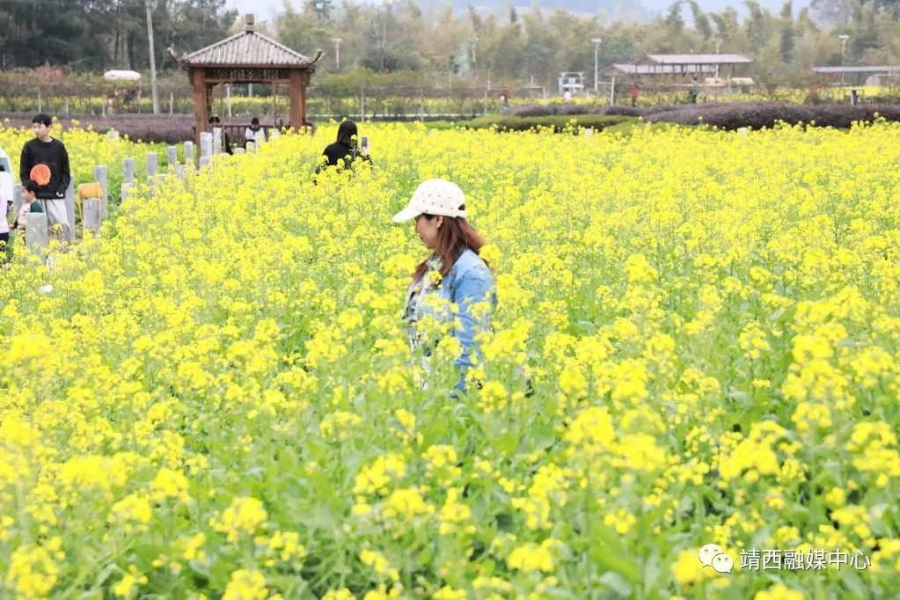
[179,14,320,142]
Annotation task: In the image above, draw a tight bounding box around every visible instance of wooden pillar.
[271,80,277,123]
[191,68,209,147]
[302,71,310,126]
[289,70,304,130]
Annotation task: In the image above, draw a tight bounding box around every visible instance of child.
[13,179,44,235]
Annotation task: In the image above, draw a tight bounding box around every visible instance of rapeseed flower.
[2,120,899,598]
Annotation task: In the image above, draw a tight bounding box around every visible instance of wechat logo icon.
[699,543,734,574]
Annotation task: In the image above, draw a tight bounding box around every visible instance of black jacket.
[20,138,71,199]
[320,142,371,170]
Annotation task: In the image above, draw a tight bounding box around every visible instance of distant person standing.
[244,117,264,149]
[19,114,71,242]
[688,75,700,104]
[208,115,233,155]
[629,84,640,107]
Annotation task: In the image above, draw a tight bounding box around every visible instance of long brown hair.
[413,210,487,281]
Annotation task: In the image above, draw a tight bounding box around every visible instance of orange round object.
[30,164,51,186]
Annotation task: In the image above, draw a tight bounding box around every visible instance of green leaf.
[495,430,518,457]
[841,567,870,597]
[598,570,633,597]
[590,524,641,584]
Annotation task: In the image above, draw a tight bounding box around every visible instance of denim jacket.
[404,249,496,391]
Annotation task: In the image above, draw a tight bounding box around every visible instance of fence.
[4,74,899,119]
[0,78,554,118]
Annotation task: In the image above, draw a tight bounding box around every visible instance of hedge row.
[465,114,634,132]
[645,102,900,129]
[509,102,900,129]
[508,103,678,118]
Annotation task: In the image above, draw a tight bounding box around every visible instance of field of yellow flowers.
[1,120,899,599]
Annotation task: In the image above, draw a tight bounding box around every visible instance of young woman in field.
[393,178,495,395]
[319,120,370,171]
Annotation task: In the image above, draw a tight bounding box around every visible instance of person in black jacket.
[319,120,371,172]
[20,114,71,241]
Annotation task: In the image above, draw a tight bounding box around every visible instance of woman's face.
[414,214,442,249]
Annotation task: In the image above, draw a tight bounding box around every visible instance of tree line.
[1,0,898,90]
[0,0,236,73]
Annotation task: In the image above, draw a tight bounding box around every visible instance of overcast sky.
[225,0,283,20]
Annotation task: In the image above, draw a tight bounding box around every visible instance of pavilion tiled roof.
[181,28,314,68]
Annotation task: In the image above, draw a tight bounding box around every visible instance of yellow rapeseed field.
[1,120,899,598]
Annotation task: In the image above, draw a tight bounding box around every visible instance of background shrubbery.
[644,102,900,129]
[466,114,633,132]
[508,102,900,130]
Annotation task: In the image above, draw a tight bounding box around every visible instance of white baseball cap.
[392,178,468,223]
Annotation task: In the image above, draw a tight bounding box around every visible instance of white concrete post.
[94,165,109,219]
[200,132,213,165]
[212,127,222,154]
[12,184,22,217]
[147,153,158,178]
[123,158,136,185]
[27,211,48,255]
[64,180,75,242]
[167,146,178,170]
[83,199,101,237]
